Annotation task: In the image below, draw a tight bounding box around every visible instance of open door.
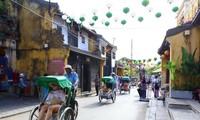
[83,63,91,92]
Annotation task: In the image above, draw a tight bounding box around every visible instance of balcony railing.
[68,32,78,47]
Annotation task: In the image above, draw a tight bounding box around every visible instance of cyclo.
[29,75,78,120]
[98,76,116,103]
[119,76,131,94]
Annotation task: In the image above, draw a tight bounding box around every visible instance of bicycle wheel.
[29,105,39,120]
[112,91,116,103]
[74,100,78,119]
[60,107,74,120]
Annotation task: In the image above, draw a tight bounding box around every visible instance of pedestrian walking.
[12,69,19,96]
[33,72,40,98]
[94,74,100,96]
[151,74,155,92]
[7,66,13,94]
[17,73,27,98]
[154,75,160,98]
[140,75,147,99]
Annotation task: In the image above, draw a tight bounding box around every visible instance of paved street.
[1,87,148,120]
[77,87,148,120]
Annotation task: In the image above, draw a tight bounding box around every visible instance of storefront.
[68,47,104,93]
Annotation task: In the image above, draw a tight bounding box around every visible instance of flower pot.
[171,90,193,99]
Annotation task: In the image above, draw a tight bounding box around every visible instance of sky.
[47,0,183,60]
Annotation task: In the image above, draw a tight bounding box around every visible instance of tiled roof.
[30,0,59,9]
[65,45,105,60]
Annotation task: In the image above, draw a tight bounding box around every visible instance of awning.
[65,45,106,60]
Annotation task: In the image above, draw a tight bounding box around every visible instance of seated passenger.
[103,81,112,93]
[38,83,65,120]
[106,81,113,89]
[121,83,128,89]
[103,88,112,93]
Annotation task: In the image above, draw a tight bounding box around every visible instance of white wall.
[53,16,68,45]
[78,31,89,51]
[99,39,107,58]
[62,27,68,45]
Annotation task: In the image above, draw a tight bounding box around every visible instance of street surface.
[1,87,148,120]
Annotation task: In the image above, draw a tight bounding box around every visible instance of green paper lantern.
[155,12,161,18]
[92,15,98,21]
[105,21,110,26]
[123,7,130,14]
[138,16,144,22]
[90,22,95,26]
[79,17,85,22]
[106,12,112,18]
[172,6,179,12]
[142,0,149,7]
[121,20,126,25]
[66,17,73,24]
[68,17,74,22]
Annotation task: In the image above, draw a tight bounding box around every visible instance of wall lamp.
[183,29,191,44]
[44,43,48,49]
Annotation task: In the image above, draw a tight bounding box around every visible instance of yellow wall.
[166,26,200,89]
[88,37,94,52]
[14,0,70,96]
[177,0,199,26]
[17,0,53,77]
[100,60,105,88]
[161,58,167,86]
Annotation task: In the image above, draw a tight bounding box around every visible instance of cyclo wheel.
[99,90,102,102]
[128,86,131,94]
[29,105,39,120]
[112,91,116,103]
[60,107,74,120]
[74,100,78,119]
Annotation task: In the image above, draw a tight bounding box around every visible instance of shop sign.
[48,58,64,75]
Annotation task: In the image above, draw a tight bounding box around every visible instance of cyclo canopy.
[37,75,72,89]
[121,76,130,81]
[121,76,130,83]
[101,76,115,84]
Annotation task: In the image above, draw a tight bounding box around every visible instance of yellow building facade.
[159,0,200,91]
[8,0,107,96]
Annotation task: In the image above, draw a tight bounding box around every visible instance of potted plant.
[168,47,199,99]
[0,1,9,16]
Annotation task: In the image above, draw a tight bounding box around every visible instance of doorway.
[83,63,91,92]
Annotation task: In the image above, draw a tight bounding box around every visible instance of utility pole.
[112,37,116,45]
[130,39,133,78]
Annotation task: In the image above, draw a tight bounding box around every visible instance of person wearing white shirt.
[151,74,155,83]
[38,83,65,120]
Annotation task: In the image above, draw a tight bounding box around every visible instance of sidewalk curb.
[0,106,35,119]
[0,92,95,119]
[145,98,156,120]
